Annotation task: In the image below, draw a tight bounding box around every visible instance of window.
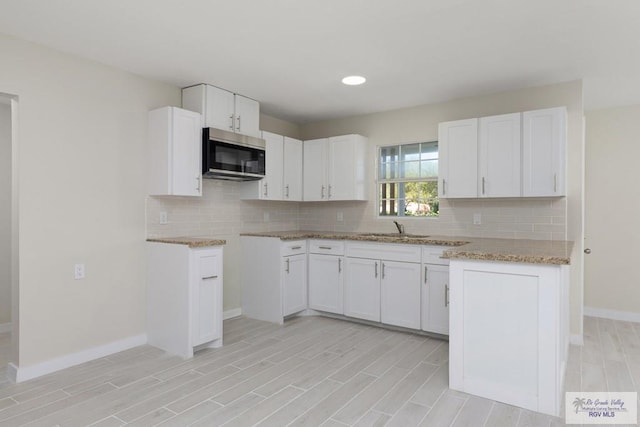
[378,141,439,217]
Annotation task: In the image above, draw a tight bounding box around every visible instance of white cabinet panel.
[421,264,449,334]
[303,138,328,201]
[148,106,202,197]
[380,261,421,329]
[204,84,235,131]
[344,257,381,322]
[308,253,344,314]
[234,95,260,138]
[283,253,307,316]
[192,251,223,346]
[522,107,567,197]
[283,137,303,201]
[261,131,284,200]
[438,119,478,198]
[479,113,521,197]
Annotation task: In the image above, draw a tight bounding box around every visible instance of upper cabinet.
[438,118,478,198]
[182,84,260,138]
[303,135,368,201]
[240,131,303,201]
[522,107,567,197]
[148,106,202,197]
[438,107,567,199]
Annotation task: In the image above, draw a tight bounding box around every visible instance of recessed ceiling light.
[342,75,366,86]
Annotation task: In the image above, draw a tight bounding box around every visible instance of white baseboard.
[223,308,242,320]
[584,307,640,324]
[7,363,17,383]
[570,334,584,346]
[0,323,11,334]
[12,334,147,383]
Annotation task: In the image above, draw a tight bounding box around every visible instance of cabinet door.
[205,85,236,132]
[522,107,567,197]
[328,135,355,200]
[422,263,449,335]
[283,254,307,316]
[381,261,421,329]
[303,138,328,201]
[234,95,261,138]
[344,258,380,322]
[192,249,223,347]
[308,254,344,314]
[438,119,478,198]
[262,131,284,200]
[479,113,521,197]
[171,108,203,197]
[283,137,303,201]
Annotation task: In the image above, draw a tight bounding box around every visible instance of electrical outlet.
[159,211,168,225]
[473,213,482,225]
[74,264,85,280]
[337,211,344,222]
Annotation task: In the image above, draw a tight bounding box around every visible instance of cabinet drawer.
[309,240,344,255]
[281,240,307,256]
[422,246,449,265]
[346,242,421,263]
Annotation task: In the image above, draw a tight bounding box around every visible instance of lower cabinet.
[422,245,450,335]
[308,240,344,314]
[147,242,223,359]
[380,261,421,329]
[241,237,307,324]
[344,257,381,322]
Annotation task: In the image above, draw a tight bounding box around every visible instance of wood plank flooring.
[0,315,637,426]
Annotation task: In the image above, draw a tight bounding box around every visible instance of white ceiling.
[1,0,639,123]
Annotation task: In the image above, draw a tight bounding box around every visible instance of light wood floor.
[0,315,638,426]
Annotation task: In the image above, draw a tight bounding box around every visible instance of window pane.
[402,161,420,178]
[420,141,438,159]
[401,143,420,161]
[420,159,438,177]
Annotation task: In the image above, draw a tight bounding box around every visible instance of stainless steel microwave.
[202,128,266,181]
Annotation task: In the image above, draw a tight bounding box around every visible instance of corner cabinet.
[147,242,223,358]
[303,135,368,201]
[240,237,307,324]
[148,106,202,197]
[182,84,260,138]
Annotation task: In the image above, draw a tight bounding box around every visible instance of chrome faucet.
[393,220,405,234]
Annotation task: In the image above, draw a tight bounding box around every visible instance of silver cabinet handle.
[263,182,268,197]
[584,248,592,254]
[229,114,234,131]
[381,262,386,279]
[442,179,446,195]
[196,176,201,192]
[285,258,290,273]
[318,246,332,250]
[482,177,486,195]
[338,258,342,273]
[374,262,378,278]
[321,185,325,199]
[290,246,302,250]
[285,184,290,198]
[554,173,557,192]
[328,185,332,199]
[236,115,241,131]
[424,266,428,284]
[202,275,218,280]
[445,284,449,307]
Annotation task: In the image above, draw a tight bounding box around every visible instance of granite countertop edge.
[240,231,573,265]
[146,237,226,248]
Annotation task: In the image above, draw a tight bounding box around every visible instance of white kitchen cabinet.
[522,107,567,197]
[303,135,368,201]
[308,240,344,315]
[241,237,307,324]
[283,136,303,201]
[147,242,223,358]
[182,84,260,138]
[148,106,202,197]
[449,259,570,416]
[345,242,421,326]
[422,263,449,335]
[240,131,284,200]
[344,257,381,322]
[478,113,521,197]
[438,118,478,198]
[380,261,421,329]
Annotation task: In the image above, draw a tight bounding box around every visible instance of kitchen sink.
[360,233,430,239]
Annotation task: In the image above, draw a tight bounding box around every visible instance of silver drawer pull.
[202,275,218,280]
[318,246,332,250]
[290,246,302,250]
[424,266,428,284]
[445,284,449,307]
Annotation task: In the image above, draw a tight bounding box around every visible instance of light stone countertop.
[240,230,573,265]
[146,237,226,248]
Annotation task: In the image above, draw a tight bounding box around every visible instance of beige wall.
[0,33,180,367]
[0,103,10,326]
[584,106,640,316]
[301,80,585,336]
